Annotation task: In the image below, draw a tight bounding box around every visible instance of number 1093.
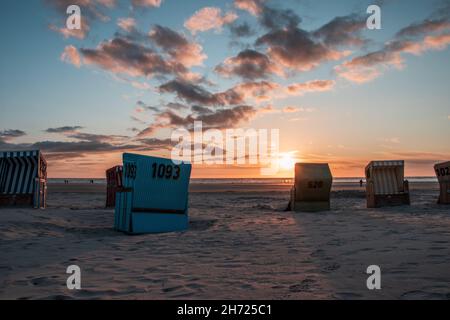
[151,163,181,180]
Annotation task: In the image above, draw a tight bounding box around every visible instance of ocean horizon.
[47,176,439,185]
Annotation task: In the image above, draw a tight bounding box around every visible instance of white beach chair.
[365,160,410,208]
[289,163,333,212]
[434,161,450,204]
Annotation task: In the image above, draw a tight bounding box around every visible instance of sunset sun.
[278,153,296,171]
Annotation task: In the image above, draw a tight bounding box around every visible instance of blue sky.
[0,0,449,177]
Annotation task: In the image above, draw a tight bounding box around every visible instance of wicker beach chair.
[434,161,450,204]
[0,150,47,208]
[365,160,410,208]
[105,165,123,208]
[289,163,333,212]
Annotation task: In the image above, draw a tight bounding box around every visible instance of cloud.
[231,80,280,102]
[138,105,259,137]
[184,7,238,34]
[138,138,173,150]
[286,80,335,95]
[215,49,283,80]
[136,101,160,113]
[196,105,257,128]
[149,25,207,67]
[131,81,151,90]
[283,106,301,113]
[191,105,214,115]
[234,0,266,16]
[158,79,244,106]
[46,126,84,133]
[166,102,190,111]
[313,14,367,47]
[259,5,301,30]
[49,17,91,40]
[117,17,137,32]
[0,129,26,143]
[79,37,188,78]
[45,0,114,39]
[228,22,256,38]
[132,0,163,7]
[336,15,450,83]
[70,25,205,80]
[0,130,167,158]
[256,27,348,72]
[61,45,82,67]
[396,19,450,38]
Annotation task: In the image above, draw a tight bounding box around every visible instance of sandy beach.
[0,180,449,300]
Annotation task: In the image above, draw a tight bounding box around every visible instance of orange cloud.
[286,80,335,95]
[61,45,82,67]
[184,7,237,34]
[132,0,162,7]
[117,17,136,32]
[234,0,265,16]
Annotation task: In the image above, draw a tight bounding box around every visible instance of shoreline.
[46,181,440,194]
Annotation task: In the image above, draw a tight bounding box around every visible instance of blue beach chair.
[114,153,192,234]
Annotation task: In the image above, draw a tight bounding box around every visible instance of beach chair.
[0,150,47,208]
[115,153,192,234]
[434,161,450,204]
[365,160,410,208]
[289,163,333,212]
[105,165,123,208]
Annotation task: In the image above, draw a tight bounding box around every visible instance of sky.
[0,0,449,178]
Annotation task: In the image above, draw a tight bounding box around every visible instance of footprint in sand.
[30,276,54,286]
[323,262,341,273]
[289,278,317,292]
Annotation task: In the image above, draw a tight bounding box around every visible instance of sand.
[0,181,449,300]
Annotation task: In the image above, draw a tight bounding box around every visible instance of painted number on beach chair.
[436,167,450,177]
[151,162,181,180]
[125,163,137,179]
[308,181,324,189]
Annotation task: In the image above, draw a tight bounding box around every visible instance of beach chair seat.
[434,161,450,204]
[114,153,192,234]
[289,163,333,212]
[105,165,123,208]
[365,160,410,208]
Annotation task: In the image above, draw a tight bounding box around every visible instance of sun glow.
[278,153,296,170]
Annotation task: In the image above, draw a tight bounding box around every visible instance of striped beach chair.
[105,165,123,208]
[434,161,450,204]
[0,150,47,208]
[365,160,410,208]
[114,153,192,234]
[289,163,333,212]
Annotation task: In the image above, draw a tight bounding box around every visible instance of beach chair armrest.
[403,180,409,193]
